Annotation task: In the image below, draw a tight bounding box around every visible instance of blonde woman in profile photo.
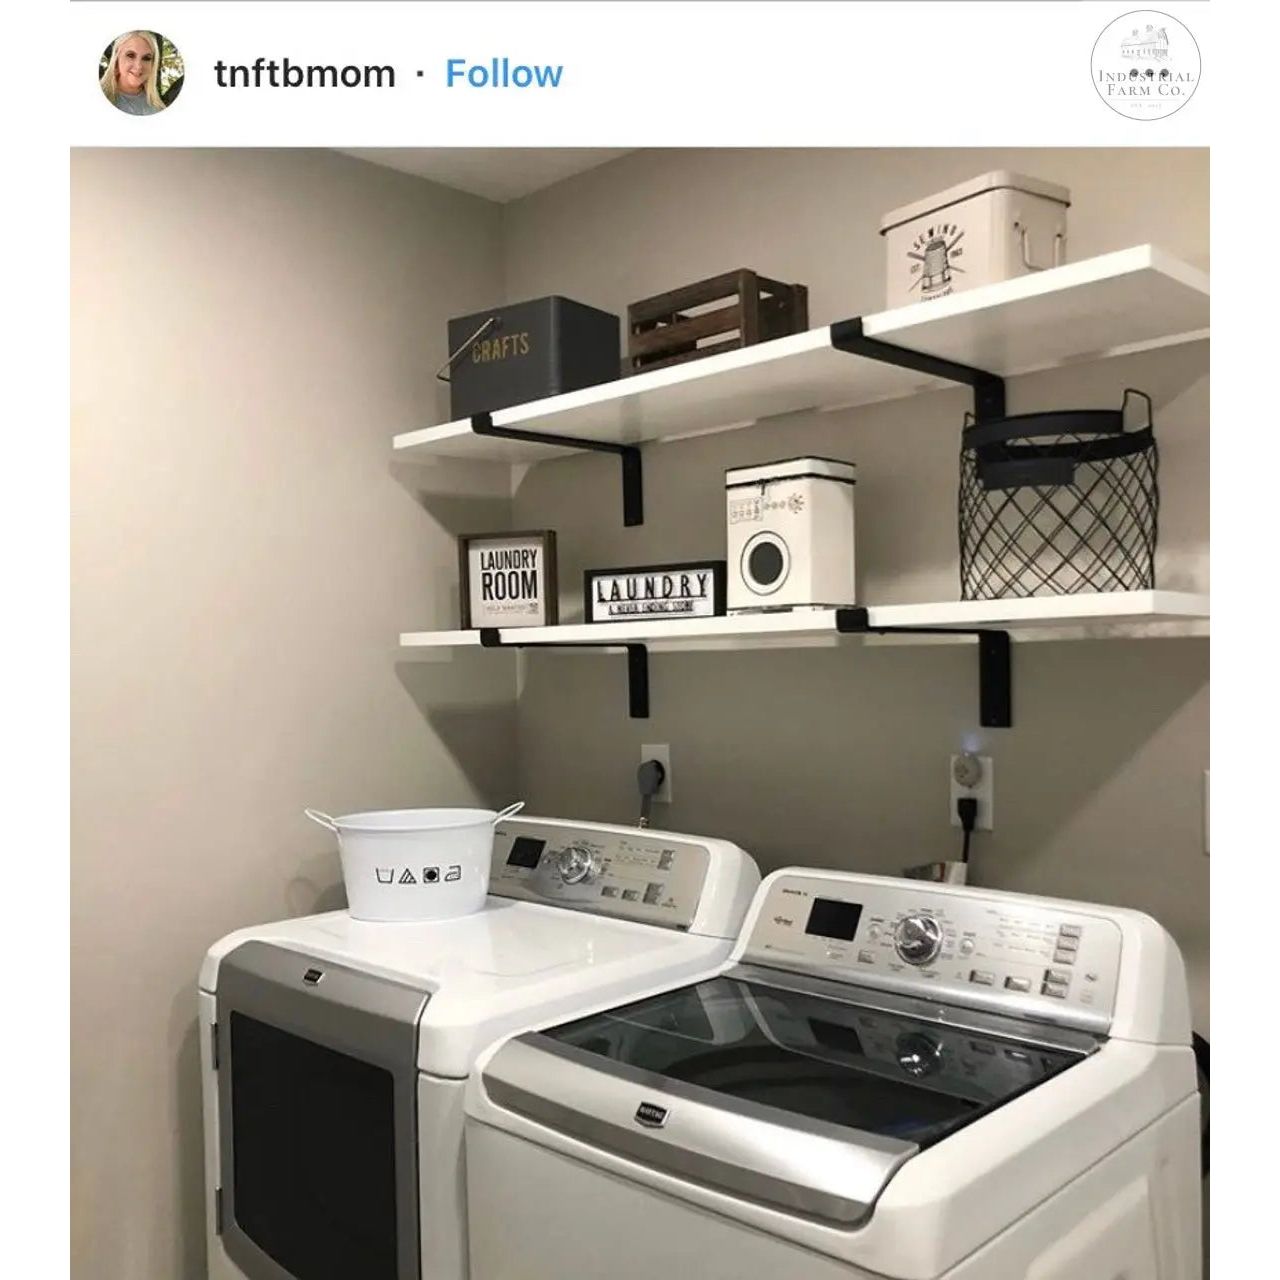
[100,31,167,116]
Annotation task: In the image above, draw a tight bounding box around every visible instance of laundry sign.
[459,530,558,628]
[585,561,726,623]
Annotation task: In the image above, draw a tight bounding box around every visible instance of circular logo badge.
[1091,10,1200,120]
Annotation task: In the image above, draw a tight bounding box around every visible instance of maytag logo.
[634,1101,668,1128]
[1091,10,1200,120]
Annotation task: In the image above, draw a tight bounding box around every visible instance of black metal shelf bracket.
[830,317,1007,423]
[626,645,650,719]
[827,319,1010,724]
[835,608,1012,728]
[478,628,650,718]
[471,411,644,527]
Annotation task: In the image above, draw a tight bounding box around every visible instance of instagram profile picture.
[99,31,185,116]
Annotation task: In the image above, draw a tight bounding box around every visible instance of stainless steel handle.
[482,1034,914,1226]
[1018,226,1066,272]
[435,316,498,383]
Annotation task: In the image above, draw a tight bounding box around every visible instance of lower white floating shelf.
[400,590,1209,653]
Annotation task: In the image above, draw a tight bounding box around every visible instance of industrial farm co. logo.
[1092,10,1200,119]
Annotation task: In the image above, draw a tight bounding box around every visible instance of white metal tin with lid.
[879,170,1071,308]
[725,456,857,613]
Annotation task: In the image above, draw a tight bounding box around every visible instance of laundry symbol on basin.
[445,865,462,882]
[423,866,441,884]
[375,868,395,885]
[398,868,417,885]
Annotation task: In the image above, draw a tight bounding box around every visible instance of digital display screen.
[506,837,545,869]
[804,898,863,941]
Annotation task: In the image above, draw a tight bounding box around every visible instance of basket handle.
[1121,388,1153,431]
[303,808,340,833]
[492,801,526,826]
[435,316,498,384]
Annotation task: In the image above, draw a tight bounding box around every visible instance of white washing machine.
[198,815,760,1280]
[466,868,1202,1280]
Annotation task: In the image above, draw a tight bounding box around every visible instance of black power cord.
[957,796,979,867]
[957,793,972,865]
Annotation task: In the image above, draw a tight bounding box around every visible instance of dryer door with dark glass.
[214,941,429,1280]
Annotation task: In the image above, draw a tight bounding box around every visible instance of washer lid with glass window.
[480,965,1098,1227]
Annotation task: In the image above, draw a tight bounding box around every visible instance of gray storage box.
[445,296,620,419]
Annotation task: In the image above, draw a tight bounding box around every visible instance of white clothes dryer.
[198,815,759,1280]
[466,868,1202,1280]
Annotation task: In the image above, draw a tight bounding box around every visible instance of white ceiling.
[336,148,632,203]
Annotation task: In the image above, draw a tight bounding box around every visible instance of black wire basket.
[958,390,1159,600]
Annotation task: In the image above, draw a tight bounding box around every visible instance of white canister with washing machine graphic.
[879,171,1070,308]
[726,457,857,613]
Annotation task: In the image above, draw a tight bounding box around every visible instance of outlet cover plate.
[640,743,673,804]
[950,754,993,830]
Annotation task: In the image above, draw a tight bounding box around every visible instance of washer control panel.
[742,873,1123,1032]
[489,818,710,930]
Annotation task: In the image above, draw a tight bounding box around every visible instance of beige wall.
[71,149,515,1278]
[502,148,1209,1030]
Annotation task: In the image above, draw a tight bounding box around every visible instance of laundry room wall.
[70,149,515,1279]
[500,149,1211,1033]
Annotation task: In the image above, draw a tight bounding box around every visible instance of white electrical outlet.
[950,753,994,830]
[640,744,673,804]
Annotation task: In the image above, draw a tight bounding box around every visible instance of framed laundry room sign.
[459,531,558,628]
[584,561,726,623]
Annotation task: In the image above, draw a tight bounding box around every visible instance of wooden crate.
[625,269,809,375]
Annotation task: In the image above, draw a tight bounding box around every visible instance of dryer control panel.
[741,872,1123,1033]
[489,818,711,931]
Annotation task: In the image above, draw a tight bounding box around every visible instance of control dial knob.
[893,913,944,966]
[556,844,603,885]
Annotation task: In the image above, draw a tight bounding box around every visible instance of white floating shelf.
[394,246,1209,465]
[401,591,1209,654]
